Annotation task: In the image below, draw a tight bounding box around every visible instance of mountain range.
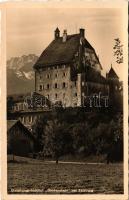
[7,54,38,95]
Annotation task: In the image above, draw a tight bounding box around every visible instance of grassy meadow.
[8,156,123,194]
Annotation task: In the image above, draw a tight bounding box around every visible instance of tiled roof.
[33,34,94,69]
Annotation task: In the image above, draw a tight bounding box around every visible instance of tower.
[54,27,60,39]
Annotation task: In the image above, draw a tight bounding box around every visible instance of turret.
[55,27,60,39]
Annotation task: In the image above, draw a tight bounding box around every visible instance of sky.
[6,6,126,79]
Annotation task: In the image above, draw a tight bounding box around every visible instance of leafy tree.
[43,119,73,163]
[106,116,123,163]
[32,116,48,152]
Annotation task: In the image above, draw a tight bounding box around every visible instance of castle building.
[33,28,109,107]
[7,28,123,130]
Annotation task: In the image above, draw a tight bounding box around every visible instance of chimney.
[80,28,85,38]
[63,29,67,42]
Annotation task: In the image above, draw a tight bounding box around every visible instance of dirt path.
[45,160,105,165]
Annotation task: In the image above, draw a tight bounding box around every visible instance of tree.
[32,115,48,152]
[106,116,123,163]
[43,119,73,164]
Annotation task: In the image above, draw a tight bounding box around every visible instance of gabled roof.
[7,120,18,131]
[33,34,94,69]
[7,120,35,140]
[108,67,119,79]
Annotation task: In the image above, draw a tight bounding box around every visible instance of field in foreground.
[8,157,123,194]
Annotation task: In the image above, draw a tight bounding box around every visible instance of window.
[75,52,78,57]
[82,82,84,86]
[74,93,77,97]
[82,92,85,96]
[39,85,42,91]
[63,72,66,77]
[47,84,50,89]
[55,83,58,89]
[46,74,50,79]
[47,94,49,99]
[22,116,24,123]
[63,82,66,88]
[55,66,59,69]
[29,116,32,123]
[55,73,58,78]
[63,93,65,98]
[55,93,58,99]
[115,86,118,90]
[75,81,77,87]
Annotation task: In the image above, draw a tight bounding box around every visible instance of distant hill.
[7,54,38,95]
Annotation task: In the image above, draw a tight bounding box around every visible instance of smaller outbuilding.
[7,120,35,157]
